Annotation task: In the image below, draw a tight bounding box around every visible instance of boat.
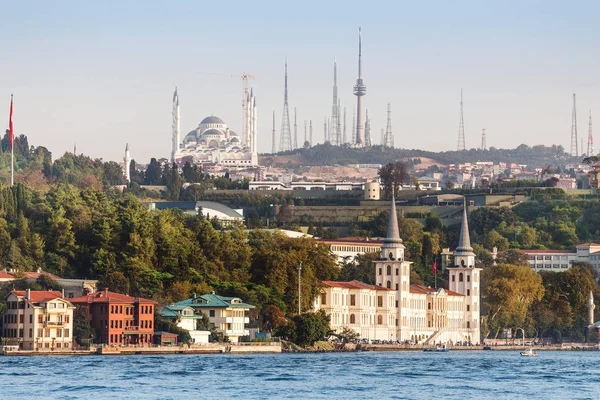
[424,345,450,353]
[520,348,538,357]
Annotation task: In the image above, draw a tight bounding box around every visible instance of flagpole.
[9,94,13,187]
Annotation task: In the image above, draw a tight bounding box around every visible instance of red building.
[70,289,156,346]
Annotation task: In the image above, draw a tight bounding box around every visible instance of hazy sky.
[2,0,600,163]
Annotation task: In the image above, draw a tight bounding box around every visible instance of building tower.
[249,89,258,165]
[571,93,578,157]
[353,27,367,147]
[171,87,180,163]
[343,106,347,145]
[293,107,298,149]
[364,109,372,146]
[331,57,341,146]
[481,129,487,151]
[271,110,276,153]
[375,195,410,341]
[304,120,307,147]
[457,88,466,151]
[309,120,313,147]
[384,103,394,148]
[448,205,481,343]
[279,60,292,152]
[123,143,132,183]
[352,107,356,145]
[588,111,594,157]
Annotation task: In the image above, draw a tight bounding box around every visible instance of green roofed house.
[168,292,255,342]
[159,304,210,344]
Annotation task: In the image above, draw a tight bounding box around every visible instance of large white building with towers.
[171,87,258,168]
[315,199,481,345]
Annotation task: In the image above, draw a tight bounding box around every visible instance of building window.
[321,293,327,305]
[386,265,392,275]
[467,321,471,328]
[386,281,391,289]
[459,273,463,282]
[467,305,470,312]
[209,310,215,317]
[378,268,382,276]
[467,275,470,282]
[467,289,470,296]
[350,295,355,306]
[452,275,455,282]
[377,296,383,307]
[395,283,399,290]
[350,314,355,324]
[395,300,398,308]
[377,315,383,325]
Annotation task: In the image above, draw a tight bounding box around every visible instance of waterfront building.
[315,199,481,345]
[159,304,210,344]
[0,268,97,298]
[3,289,75,350]
[168,292,255,342]
[69,289,156,346]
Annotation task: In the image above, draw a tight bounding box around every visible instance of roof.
[384,196,403,246]
[69,290,156,305]
[200,116,225,125]
[320,280,393,291]
[201,128,225,136]
[455,205,475,256]
[10,290,64,303]
[409,285,463,297]
[159,307,178,318]
[319,237,383,245]
[171,293,255,309]
[0,271,13,279]
[154,331,178,337]
[577,243,600,247]
[151,201,243,220]
[521,249,576,254]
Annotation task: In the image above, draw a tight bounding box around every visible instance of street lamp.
[298,262,303,315]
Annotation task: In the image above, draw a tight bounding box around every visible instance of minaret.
[73,142,77,155]
[171,87,180,163]
[279,60,292,152]
[271,110,276,153]
[293,107,298,149]
[588,111,593,157]
[250,90,258,165]
[448,203,481,344]
[331,57,340,146]
[481,128,487,151]
[375,195,410,342]
[457,88,466,151]
[304,120,307,147]
[353,27,367,147]
[123,143,132,183]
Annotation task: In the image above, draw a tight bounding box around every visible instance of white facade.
[317,238,382,265]
[3,290,75,351]
[523,243,600,273]
[249,181,289,191]
[315,200,481,345]
[172,88,258,168]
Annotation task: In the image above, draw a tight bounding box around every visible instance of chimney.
[25,288,30,300]
[37,267,42,274]
[192,293,196,299]
[61,289,65,299]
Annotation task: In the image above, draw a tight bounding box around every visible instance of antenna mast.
[571,93,578,157]
[353,27,367,147]
[384,103,393,148]
[271,110,276,153]
[588,111,594,157]
[457,88,466,151]
[279,60,292,151]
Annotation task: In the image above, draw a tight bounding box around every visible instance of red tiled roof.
[521,249,575,254]
[0,272,13,279]
[409,284,464,297]
[69,289,156,305]
[578,243,600,247]
[320,280,393,291]
[11,290,63,303]
[19,271,60,280]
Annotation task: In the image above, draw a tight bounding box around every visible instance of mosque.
[316,199,481,345]
[170,87,258,168]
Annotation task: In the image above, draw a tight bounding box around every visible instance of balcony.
[225,317,250,324]
[43,320,65,327]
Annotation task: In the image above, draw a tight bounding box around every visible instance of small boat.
[520,348,538,357]
[483,345,493,350]
[424,345,450,353]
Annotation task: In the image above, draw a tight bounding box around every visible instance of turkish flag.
[432,260,437,275]
[8,95,13,149]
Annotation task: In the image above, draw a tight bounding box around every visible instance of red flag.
[8,95,13,149]
[432,260,437,275]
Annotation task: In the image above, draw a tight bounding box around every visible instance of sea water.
[0,351,598,400]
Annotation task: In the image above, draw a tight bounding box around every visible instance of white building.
[523,243,600,273]
[249,181,289,191]
[159,304,210,344]
[3,289,76,351]
[167,292,255,342]
[147,201,244,225]
[172,87,258,168]
[317,237,383,265]
[315,200,481,345]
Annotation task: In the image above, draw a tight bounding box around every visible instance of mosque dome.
[201,128,225,137]
[229,130,239,136]
[200,116,225,125]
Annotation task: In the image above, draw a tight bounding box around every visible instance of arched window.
[387,265,392,275]
[377,315,383,325]
[350,314,355,324]
[386,281,391,289]
[467,275,471,282]
[378,268,382,276]
[389,252,394,260]
[459,273,464,282]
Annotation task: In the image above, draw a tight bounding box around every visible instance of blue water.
[0,351,599,399]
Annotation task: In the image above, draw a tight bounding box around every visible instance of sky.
[1,0,600,163]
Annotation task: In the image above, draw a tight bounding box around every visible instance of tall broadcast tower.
[588,110,594,157]
[343,107,347,145]
[457,88,466,151]
[171,87,180,163]
[271,110,276,153]
[279,60,292,152]
[353,27,367,147]
[364,109,372,146]
[331,57,341,146]
[571,93,578,157]
[294,108,298,149]
[384,103,394,148]
[481,129,487,151]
